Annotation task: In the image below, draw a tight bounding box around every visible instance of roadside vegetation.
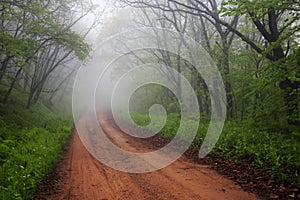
[129,112,300,188]
[0,86,72,199]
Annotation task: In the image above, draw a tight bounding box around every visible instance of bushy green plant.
[0,127,70,199]
[0,95,72,199]
[211,122,300,185]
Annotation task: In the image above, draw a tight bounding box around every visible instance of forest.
[0,0,299,199]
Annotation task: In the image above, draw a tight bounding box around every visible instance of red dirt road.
[35,115,259,200]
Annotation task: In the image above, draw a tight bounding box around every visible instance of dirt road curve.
[36,115,259,200]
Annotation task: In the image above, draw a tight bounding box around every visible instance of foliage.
[216,121,300,184]
[0,127,70,200]
[0,88,72,199]
[0,0,91,107]
[221,0,300,48]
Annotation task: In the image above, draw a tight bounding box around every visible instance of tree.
[222,0,300,125]
[0,0,93,108]
[121,0,241,119]
[121,0,300,125]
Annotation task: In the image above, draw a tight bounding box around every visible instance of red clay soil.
[34,115,259,200]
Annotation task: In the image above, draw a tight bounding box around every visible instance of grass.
[0,86,72,199]
[126,112,300,187]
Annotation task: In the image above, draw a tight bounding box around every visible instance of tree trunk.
[2,68,22,103]
[26,91,34,109]
[0,55,13,81]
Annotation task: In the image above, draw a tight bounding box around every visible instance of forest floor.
[34,114,260,200]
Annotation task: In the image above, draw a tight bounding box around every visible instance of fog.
[73,11,226,152]
[72,6,138,118]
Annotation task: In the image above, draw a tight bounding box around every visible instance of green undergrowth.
[0,87,72,199]
[127,112,300,187]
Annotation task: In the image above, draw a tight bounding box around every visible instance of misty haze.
[0,0,299,200]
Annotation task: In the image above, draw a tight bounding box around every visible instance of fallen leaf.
[269,194,279,199]
[288,193,295,198]
[279,185,285,192]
